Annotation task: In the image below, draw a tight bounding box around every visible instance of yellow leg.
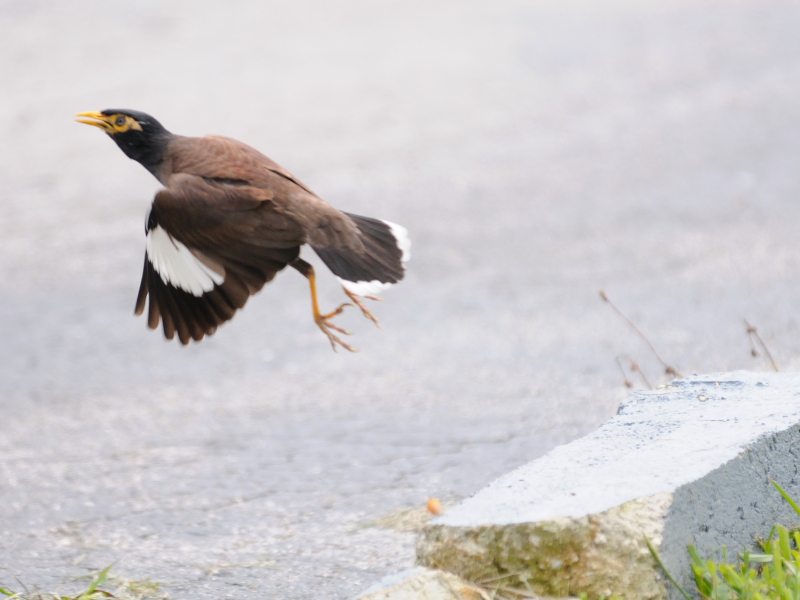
[292,258,356,352]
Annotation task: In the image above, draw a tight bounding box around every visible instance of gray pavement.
[2,0,800,598]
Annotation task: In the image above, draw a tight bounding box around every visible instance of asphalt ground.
[2,1,800,598]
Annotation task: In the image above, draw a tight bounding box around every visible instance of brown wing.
[168,134,315,193]
[164,135,364,250]
[135,173,303,344]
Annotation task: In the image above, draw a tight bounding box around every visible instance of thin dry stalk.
[744,318,779,372]
[625,355,654,390]
[600,290,682,379]
[490,586,542,599]
[475,572,546,600]
[615,356,634,388]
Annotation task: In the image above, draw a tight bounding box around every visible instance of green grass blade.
[748,554,774,563]
[720,563,746,590]
[86,564,113,595]
[780,526,793,564]
[645,535,693,600]
[773,480,800,517]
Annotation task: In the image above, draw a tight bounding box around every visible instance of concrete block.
[352,567,491,600]
[417,372,800,599]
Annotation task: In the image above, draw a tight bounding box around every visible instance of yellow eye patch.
[109,114,143,133]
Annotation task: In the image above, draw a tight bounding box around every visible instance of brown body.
[77,110,408,350]
[155,136,361,246]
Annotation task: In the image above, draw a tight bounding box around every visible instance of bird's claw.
[344,290,383,328]
[316,303,357,352]
[320,302,352,321]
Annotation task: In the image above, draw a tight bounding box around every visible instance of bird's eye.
[115,116,126,127]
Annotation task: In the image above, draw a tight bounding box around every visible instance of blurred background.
[2,0,800,598]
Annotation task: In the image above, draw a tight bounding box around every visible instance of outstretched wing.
[135,173,303,344]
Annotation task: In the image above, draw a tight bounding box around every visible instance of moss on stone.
[416,493,673,600]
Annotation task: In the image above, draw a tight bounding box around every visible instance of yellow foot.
[316,303,357,352]
[344,289,383,328]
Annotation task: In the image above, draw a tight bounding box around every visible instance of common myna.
[76,109,410,351]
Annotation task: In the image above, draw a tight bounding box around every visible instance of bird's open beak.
[75,111,114,133]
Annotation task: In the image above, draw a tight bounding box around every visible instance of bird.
[76,109,410,351]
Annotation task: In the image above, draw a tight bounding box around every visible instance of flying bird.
[76,109,409,351]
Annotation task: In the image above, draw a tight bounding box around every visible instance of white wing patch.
[337,219,411,297]
[384,220,411,263]
[146,225,224,296]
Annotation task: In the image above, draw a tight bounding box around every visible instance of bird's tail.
[312,213,410,296]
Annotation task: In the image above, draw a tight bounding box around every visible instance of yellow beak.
[75,111,114,133]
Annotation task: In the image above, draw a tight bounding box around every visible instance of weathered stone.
[419,494,671,599]
[417,372,800,599]
[352,567,491,600]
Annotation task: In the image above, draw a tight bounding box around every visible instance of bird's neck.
[116,131,174,177]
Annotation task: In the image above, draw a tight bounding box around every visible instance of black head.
[76,109,173,169]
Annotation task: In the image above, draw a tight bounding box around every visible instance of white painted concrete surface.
[437,372,800,526]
